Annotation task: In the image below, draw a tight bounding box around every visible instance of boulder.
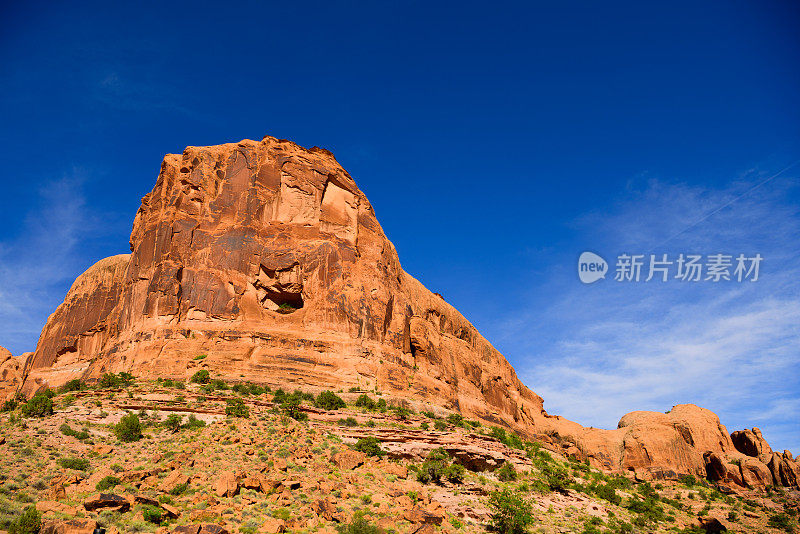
[739,457,774,487]
[258,519,286,534]
[214,471,239,497]
[730,428,772,458]
[83,493,131,512]
[331,450,366,470]
[703,452,743,487]
[41,519,98,534]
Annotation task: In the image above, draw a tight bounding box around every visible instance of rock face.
[0,345,24,401]
[15,135,794,482]
[21,137,544,429]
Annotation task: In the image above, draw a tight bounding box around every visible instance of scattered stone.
[331,450,366,470]
[83,493,131,512]
[41,519,98,534]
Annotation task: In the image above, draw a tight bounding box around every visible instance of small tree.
[315,391,346,410]
[355,394,376,410]
[496,462,517,482]
[9,506,41,534]
[21,395,53,418]
[281,396,307,421]
[225,398,250,418]
[354,437,385,457]
[488,488,534,534]
[115,413,143,442]
[164,414,183,432]
[190,370,210,384]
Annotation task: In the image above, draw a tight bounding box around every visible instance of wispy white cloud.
[0,172,100,353]
[501,169,800,452]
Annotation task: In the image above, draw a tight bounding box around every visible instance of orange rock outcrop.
[13,136,795,485]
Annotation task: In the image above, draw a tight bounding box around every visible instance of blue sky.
[1,1,798,451]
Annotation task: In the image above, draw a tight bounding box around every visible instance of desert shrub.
[1,399,17,412]
[376,398,387,412]
[490,427,524,450]
[114,413,143,442]
[446,463,466,483]
[768,513,795,532]
[95,476,121,491]
[446,413,464,427]
[21,395,53,418]
[164,414,183,431]
[225,398,249,418]
[540,461,571,492]
[339,417,358,427]
[185,414,206,429]
[59,379,86,393]
[420,422,429,430]
[59,424,89,440]
[169,482,189,496]
[434,420,447,431]
[626,496,666,526]
[591,483,622,505]
[391,405,414,420]
[496,462,517,482]
[335,512,382,534]
[281,396,307,421]
[315,391,346,410]
[354,437,385,457]
[141,506,162,524]
[679,474,698,487]
[190,370,210,384]
[487,488,534,534]
[193,354,207,360]
[355,394,376,410]
[58,457,90,471]
[97,372,133,389]
[416,447,460,484]
[8,506,41,534]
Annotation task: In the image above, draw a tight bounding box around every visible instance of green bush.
[225,398,249,418]
[446,413,464,427]
[434,420,447,431]
[114,413,143,442]
[768,513,795,532]
[416,447,451,484]
[679,474,698,487]
[9,506,41,534]
[185,414,206,429]
[60,424,90,440]
[1,399,17,412]
[141,505,162,524]
[315,391,346,410]
[591,483,621,505]
[58,457,90,471]
[355,394,376,410]
[95,475,121,491]
[391,405,413,420]
[445,463,466,483]
[490,427,524,450]
[169,482,189,496]
[164,414,183,431]
[21,395,53,418]
[97,372,134,389]
[540,461,571,492]
[496,462,517,482]
[281,396,308,421]
[59,379,86,393]
[190,370,210,384]
[335,513,382,534]
[487,488,534,534]
[339,417,358,427]
[354,437,385,457]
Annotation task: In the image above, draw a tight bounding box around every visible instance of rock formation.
[13,135,796,486]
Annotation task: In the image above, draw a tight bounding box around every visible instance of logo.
[578,252,608,284]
